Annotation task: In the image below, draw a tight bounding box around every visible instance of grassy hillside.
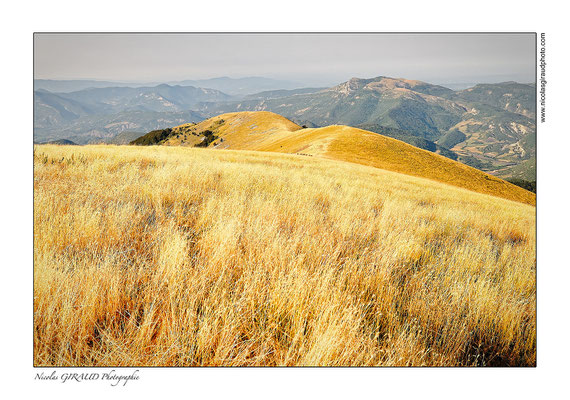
[160,111,535,206]
[34,144,536,366]
[354,123,459,160]
[198,77,463,140]
[196,78,536,175]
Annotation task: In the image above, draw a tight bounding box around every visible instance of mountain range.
[195,77,536,179]
[33,76,536,180]
[34,85,223,143]
[34,76,303,95]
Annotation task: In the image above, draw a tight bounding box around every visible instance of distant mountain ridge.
[197,76,467,140]
[35,84,229,120]
[33,76,536,180]
[168,76,304,96]
[102,131,145,145]
[33,78,305,144]
[34,76,303,96]
[34,79,148,93]
[35,109,204,144]
[34,84,226,143]
[445,82,535,118]
[243,87,327,101]
[195,76,536,179]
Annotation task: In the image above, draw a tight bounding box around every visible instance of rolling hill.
[33,77,536,181]
[198,77,464,140]
[33,84,229,143]
[35,109,205,145]
[354,123,459,161]
[33,76,536,181]
[133,111,535,205]
[196,77,536,180]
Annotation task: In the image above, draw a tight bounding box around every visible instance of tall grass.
[34,145,536,366]
[162,112,536,205]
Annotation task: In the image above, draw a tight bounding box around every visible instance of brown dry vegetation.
[163,112,535,206]
[34,144,536,366]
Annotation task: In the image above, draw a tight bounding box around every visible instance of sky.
[34,33,536,87]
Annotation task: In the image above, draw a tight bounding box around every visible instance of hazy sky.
[34,33,535,86]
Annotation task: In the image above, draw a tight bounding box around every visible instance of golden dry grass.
[162,111,535,205]
[34,144,536,366]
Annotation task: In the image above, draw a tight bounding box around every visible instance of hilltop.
[133,111,535,205]
[34,77,536,181]
[198,77,462,140]
[197,77,536,180]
